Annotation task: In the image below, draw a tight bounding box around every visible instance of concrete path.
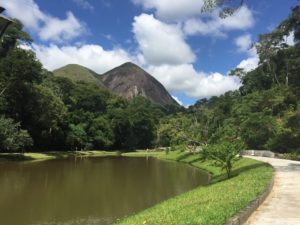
[245,156,300,225]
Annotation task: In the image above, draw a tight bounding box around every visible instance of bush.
[202,141,244,178]
[0,116,32,151]
[281,152,300,161]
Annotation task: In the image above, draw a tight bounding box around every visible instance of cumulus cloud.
[236,56,259,72]
[28,41,241,99]
[233,34,259,72]
[39,12,83,42]
[235,34,252,53]
[72,0,94,11]
[148,64,241,98]
[3,0,84,42]
[132,0,204,21]
[31,44,133,73]
[183,6,255,37]
[133,14,196,65]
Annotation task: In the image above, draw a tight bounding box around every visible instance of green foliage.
[87,116,115,149]
[1,10,300,154]
[241,6,300,93]
[202,0,245,18]
[281,152,300,161]
[240,113,277,149]
[67,124,88,150]
[0,19,32,57]
[110,96,162,150]
[0,116,32,151]
[202,141,244,178]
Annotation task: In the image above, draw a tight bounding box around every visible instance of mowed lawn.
[117,151,273,225]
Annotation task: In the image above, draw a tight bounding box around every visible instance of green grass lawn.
[117,150,273,225]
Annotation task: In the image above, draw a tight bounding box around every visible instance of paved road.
[245,156,300,225]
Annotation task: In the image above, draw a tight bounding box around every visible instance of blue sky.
[3,0,299,106]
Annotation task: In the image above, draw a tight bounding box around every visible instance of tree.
[0,48,43,98]
[25,85,68,149]
[67,124,88,150]
[0,116,32,151]
[0,19,32,57]
[202,0,245,18]
[254,6,300,87]
[87,116,114,149]
[202,141,244,178]
[229,67,247,79]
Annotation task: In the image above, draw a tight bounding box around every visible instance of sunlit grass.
[116,150,273,225]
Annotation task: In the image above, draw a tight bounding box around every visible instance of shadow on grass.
[42,151,77,159]
[174,152,191,161]
[0,153,33,161]
[0,151,85,162]
[211,162,271,183]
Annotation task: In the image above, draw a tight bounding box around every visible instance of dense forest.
[0,7,299,154]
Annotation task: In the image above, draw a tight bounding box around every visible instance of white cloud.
[3,0,44,29]
[133,14,196,65]
[132,0,204,21]
[3,0,84,42]
[172,96,183,105]
[234,34,259,72]
[29,41,241,99]
[235,34,252,53]
[39,12,83,42]
[183,6,255,37]
[148,64,241,98]
[72,0,94,11]
[236,56,259,72]
[24,40,242,99]
[31,44,133,73]
[236,31,296,73]
[285,32,295,46]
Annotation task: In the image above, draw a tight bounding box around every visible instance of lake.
[0,156,209,225]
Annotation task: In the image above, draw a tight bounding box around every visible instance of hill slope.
[100,62,177,106]
[53,64,104,87]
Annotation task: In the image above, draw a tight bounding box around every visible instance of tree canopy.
[0,7,299,155]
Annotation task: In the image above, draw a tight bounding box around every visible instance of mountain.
[53,64,104,88]
[100,62,178,106]
[53,62,178,106]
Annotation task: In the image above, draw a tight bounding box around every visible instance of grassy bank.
[117,150,273,225]
[0,151,119,162]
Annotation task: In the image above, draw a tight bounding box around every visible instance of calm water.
[0,156,209,225]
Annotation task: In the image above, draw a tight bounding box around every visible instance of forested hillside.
[156,7,300,154]
[0,7,299,154]
[0,20,181,151]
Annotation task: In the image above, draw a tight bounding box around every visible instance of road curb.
[224,166,275,225]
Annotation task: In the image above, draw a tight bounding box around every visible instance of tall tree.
[0,19,32,57]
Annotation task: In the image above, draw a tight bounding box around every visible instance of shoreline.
[0,150,273,225]
[0,151,119,162]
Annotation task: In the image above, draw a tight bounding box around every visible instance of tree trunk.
[285,61,289,86]
[226,167,231,179]
[267,61,280,85]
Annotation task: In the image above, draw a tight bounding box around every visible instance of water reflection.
[0,156,209,225]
